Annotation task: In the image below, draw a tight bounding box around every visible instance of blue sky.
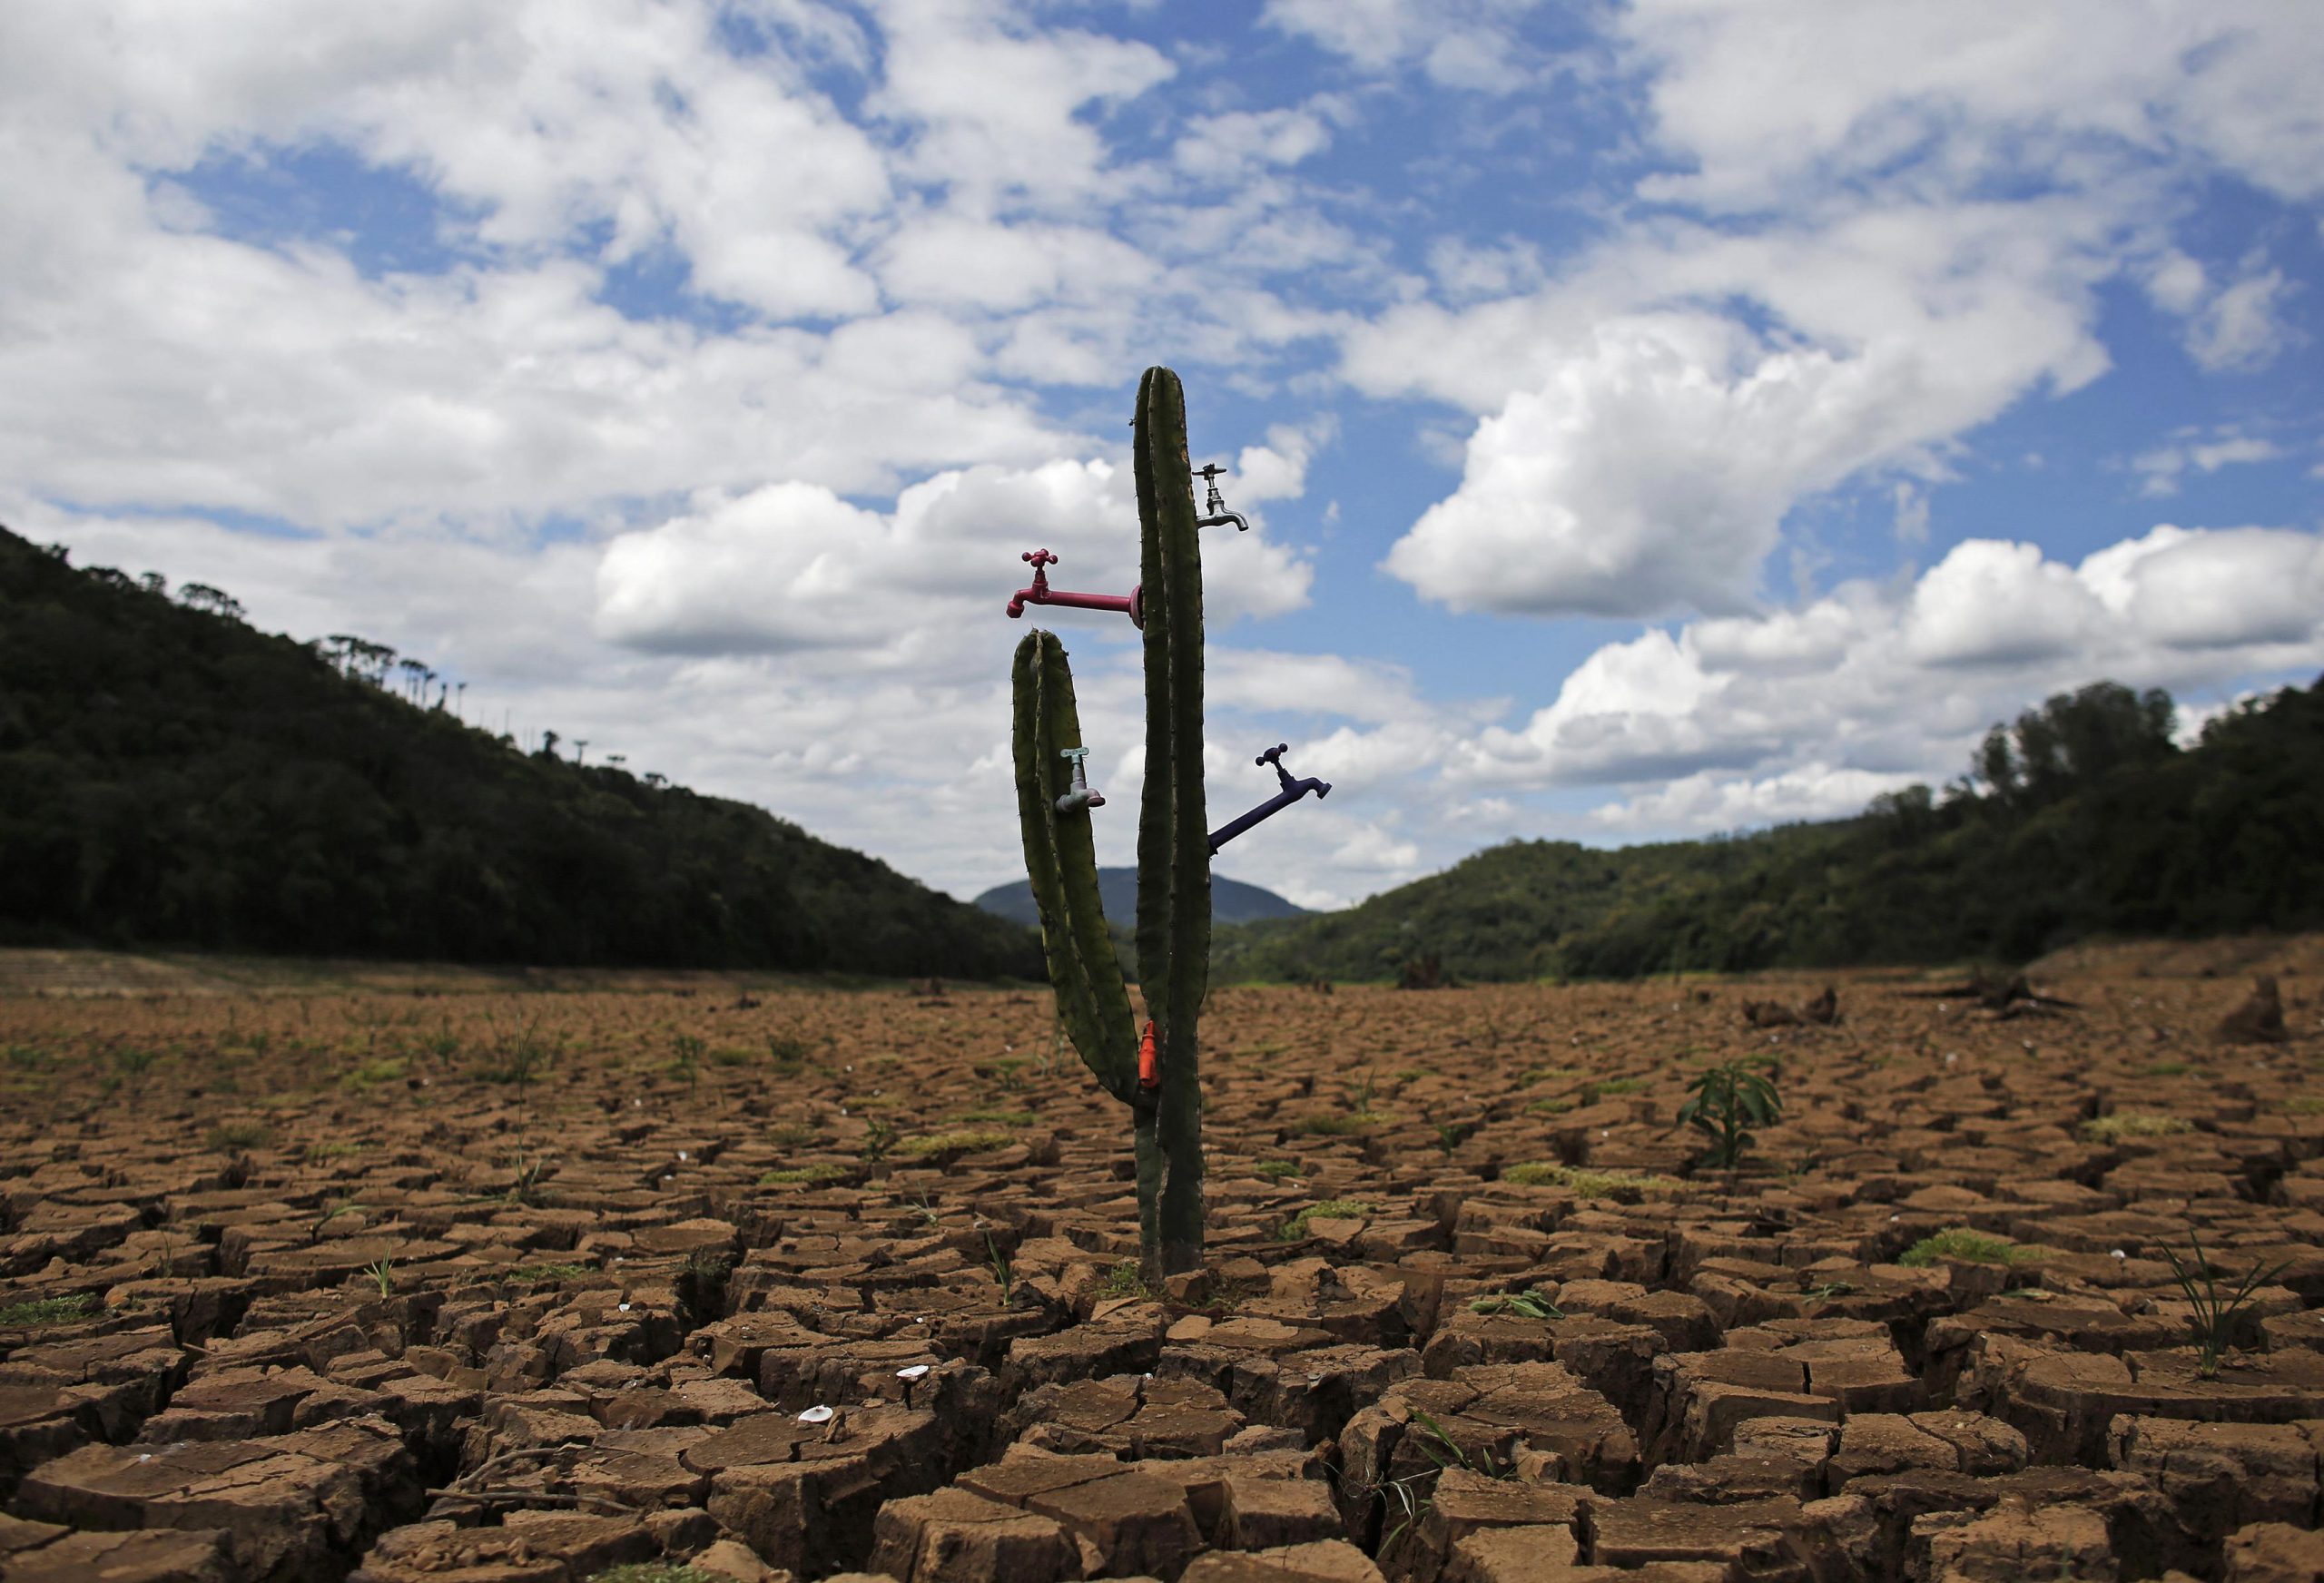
[4,0,2319,907]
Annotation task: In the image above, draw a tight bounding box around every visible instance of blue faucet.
[1208,744,1329,854]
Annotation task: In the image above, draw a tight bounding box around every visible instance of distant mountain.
[0,525,1044,978]
[974,867,1310,929]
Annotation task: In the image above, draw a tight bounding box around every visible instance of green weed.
[896,1128,1016,1156]
[1299,1111,1386,1136]
[1678,1055,1781,1170]
[1898,1227,2046,1267]
[2164,1229,2289,1379]
[1500,1161,1678,1200]
[504,1262,595,1284]
[1468,1288,1564,1320]
[760,1164,848,1186]
[1280,1199,1372,1240]
[203,1120,273,1152]
[1098,1261,1157,1301]
[0,1294,98,1325]
[2082,1112,2193,1142]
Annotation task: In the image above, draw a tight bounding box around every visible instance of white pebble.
[897,1364,931,1380]
[798,1405,835,1424]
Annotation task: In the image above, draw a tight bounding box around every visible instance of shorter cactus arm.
[1011,630,1138,1104]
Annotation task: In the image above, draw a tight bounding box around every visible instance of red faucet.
[1005,549,1143,629]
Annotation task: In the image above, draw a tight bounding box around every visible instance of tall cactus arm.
[1132,369,1212,1047]
[1154,377,1210,1047]
[1132,369,1176,1014]
[1132,366,1211,1276]
[1011,630,1138,1103]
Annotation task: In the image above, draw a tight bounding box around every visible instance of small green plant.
[1468,1287,1564,1320]
[1098,1260,1158,1301]
[1412,1405,1511,1477]
[1677,1055,1781,1170]
[203,1120,273,1152]
[905,1194,942,1226]
[760,1163,848,1186]
[0,1293,98,1326]
[1804,1280,1857,1300]
[896,1128,1016,1157]
[1299,1111,1385,1136]
[1253,1159,1303,1181]
[709,1046,756,1068]
[668,1034,705,1092]
[1897,1227,2046,1268]
[985,1234,1015,1304]
[2141,1060,2191,1077]
[1501,1161,1679,1200]
[586,1563,727,1583]
[505,1261,595,1284]
[768,1124,817,1146]
[953,1107,1039,1126]
[2163,1229,2289,1379]
[111,1047,158,1103]
[1433,1119,1475,1153]
[312,1198,367,1234]
[2284,1096,2324,1116]
[1280,1199,1372,1240]
[2082,1112,2193,1142]
[1525,1096,1573,1116]
[343,1057,408,1088]
[5,1043,47,1070]
[369,1255,396,1297]
[680,1249,734,1318]
[860,1117,899,1162]
[1581,1077,1647,1104]
[1376,1406,1515,1550]
[765,1035,810,1070]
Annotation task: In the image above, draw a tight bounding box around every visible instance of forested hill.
[1214,673,2324,984]
[0,526,1042,978]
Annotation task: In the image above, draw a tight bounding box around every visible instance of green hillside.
[1214,674,2324,984]
[0,526,1043,978]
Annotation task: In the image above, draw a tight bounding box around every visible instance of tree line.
[1212,674,2324,983]
[0,527,1042,978]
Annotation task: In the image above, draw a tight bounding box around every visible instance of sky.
[4,1,2320,910]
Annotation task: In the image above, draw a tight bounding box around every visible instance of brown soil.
[0,943,2319,1581]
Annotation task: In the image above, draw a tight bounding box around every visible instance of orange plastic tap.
[1137,1020,1158,1090]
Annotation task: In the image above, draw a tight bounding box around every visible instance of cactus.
[1011,366,1209,1277]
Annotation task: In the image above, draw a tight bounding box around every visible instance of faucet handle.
[1255,743,1289,769]
[1023,548,1059,571]
[1194,464,1227,516]
[1059,746,1090,768]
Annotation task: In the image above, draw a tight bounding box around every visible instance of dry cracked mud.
[3,941,2322,1582]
